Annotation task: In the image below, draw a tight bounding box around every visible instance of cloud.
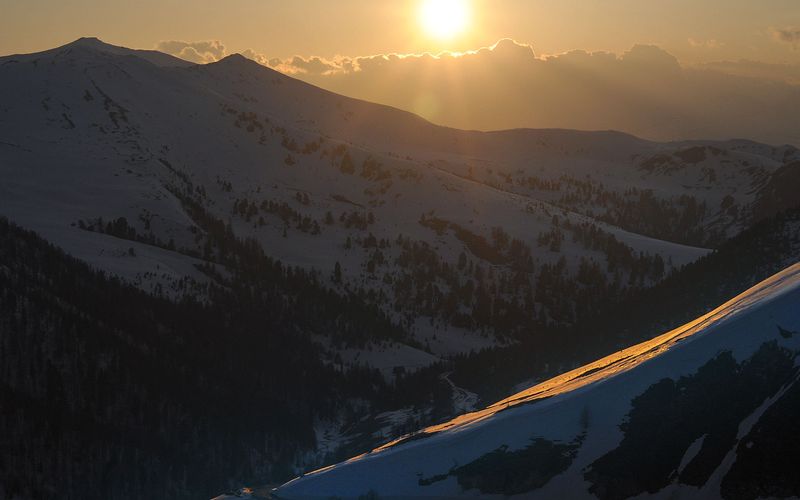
[263,39,537,77]
[621,44,681,71]
[265,53,370,76]
[270,55,349,76]
[155,38,354,75]
[697,59,800,85]
[150,38,800,145]
[264,39,800,145]
[155,40,228,63]
[488,38,536,58]
[155,37,541,76]
[771,27,800,47]
[264,39,684,80]
[240,48,270,66]
[688,38,724,49]
[156,40,277,68]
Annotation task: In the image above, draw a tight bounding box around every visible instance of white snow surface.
[274,262,800,499]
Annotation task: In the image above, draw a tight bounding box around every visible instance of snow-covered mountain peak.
[213,52,255,66]
[0,36,192,68]
[66,36,107,48]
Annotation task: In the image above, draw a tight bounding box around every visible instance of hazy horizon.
[6,33,798,146]
[3,0,799,145]
[3,0,800,64]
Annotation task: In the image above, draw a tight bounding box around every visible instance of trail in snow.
[440,371,478,415]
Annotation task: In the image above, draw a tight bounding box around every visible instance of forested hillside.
[451,206,800,403]
[0,218,450,499]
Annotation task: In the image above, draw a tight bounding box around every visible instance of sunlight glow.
[419,0,471,40]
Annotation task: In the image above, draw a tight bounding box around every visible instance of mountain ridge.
[1,38,795,369]
[0,36,194,67]
[274,261,800,499]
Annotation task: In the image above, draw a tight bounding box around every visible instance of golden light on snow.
[419,0,471,40]
[368,262,800,452]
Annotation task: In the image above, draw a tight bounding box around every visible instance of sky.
[1,0,799,65]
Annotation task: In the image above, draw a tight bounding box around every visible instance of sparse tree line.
[223,103,400,194]
[233,197,322,235]
[448,205,800,404]
[231,194,377,235]
[512,171,723,247]
[316,213,670,343]
[76,215,178,254]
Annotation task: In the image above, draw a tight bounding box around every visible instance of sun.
[419,0,471,40]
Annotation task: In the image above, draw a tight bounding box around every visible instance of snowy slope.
[0,38,796,369]
[274,262,800,499]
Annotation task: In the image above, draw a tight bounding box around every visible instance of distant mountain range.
[264,39,800,147]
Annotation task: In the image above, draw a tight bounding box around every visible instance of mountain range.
[263,39,800,146]
[0,38,799,499]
